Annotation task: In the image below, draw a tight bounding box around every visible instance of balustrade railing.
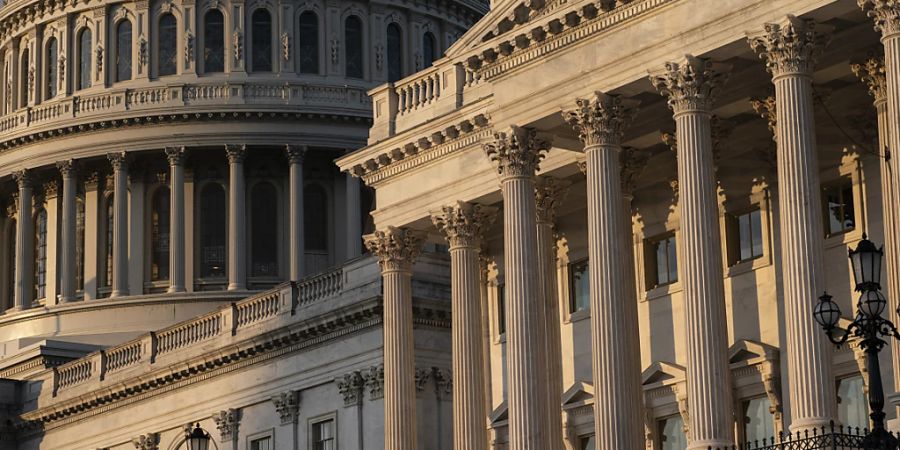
[156,313,222,355]
[235,291,280,326]
[55,359,92,392]
[712,423,899,450]
[298,266,343,305]
[396,68,442,115]
[105,340,143,372]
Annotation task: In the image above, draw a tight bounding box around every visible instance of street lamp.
[185,423,211,450]
[813,234,900,449]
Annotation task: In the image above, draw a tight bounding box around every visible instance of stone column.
[858,0,900,418]
[364,227,424,450]
[285,145,306,281]
[483,126,552,450]
[432,202,496,450]
[108,152,130,298]
[346,174,363,259]
[12,170,33,310]
[534,176,569,450]
[57,160,77,303]
[651,56,734,449]
[852,54,900,418]
[749,16,836,430]
[563,92,644,450]
[226,144,247,291]
[166,147,186,293]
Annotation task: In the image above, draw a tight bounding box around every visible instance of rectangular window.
[837,376,868,431]
[645,234,677,290]
[822,178,856,237]
[580,435,595,450]
[742,397,774,444]
[728,208,764,265]
[312,418,335,450]
[497,284,506,336]
[250,436,272,450]
[569,259,589,314]
[659,415,687,450]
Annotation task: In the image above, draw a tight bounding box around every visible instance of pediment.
[561,381,594,408]
[728,339,779,366]
[641,361,685,387]
[490,401,508,424]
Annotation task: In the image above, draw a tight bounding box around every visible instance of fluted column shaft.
[750,17,836,430]
[13,171,33,310]
[226,145,247,291]
[858,1,900,416]
[58,161,77,302]
[108,153,129,298]
[286,145,306,281]
[365,227,424,450]
[166,147,186,293]
[535,178,568,450]
[432,203,496,450]
[565,93,643,450]
[483,126,551,450]
[652,57,733,449]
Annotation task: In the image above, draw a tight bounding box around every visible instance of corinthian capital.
[562,92,639,147]
[859,0,900,38]
[56,159,77,177]
[650,55,730,113]
[364,226,425,272]
[431,202,497,248]
[165,146,186,166]
[107,152,129,171]
[284,144,308,164]
[621,147,651,195]
[750,96,777,141]
[482,126,550,178]
[748,15,831,77]
[534,176,570,225]
[851,55,887,103]
[12,169,31,189]
[225,144,248,164]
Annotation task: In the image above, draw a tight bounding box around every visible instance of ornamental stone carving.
[432,367,452,401]
[748,15,831,77]
[362,365,384,400]
[336,370,365,406]
[13,169,32,189]
[138,35,148,69]
[431,201,497,249]
[414,366,431,396]
[650,55,730,113]
[562,91,639,146]
[363,226,425,272]
[284,144,307,164]
[534,176,570,225]
[107,152,128,171]
[43,180,59,199]
[58,55,66,88]
[5,194,17,218]
[233,31,243,63]
[330,38,339,64]
[281,32,291,61]
[271,390,301,424]
[131,433,159,450]
[27,66,35,94]
[96,45,104,76]
[165,146,186,166]
[185,31,194,63]
[621,147,651,195]
[750,96,777,138]
[852,55,887,102]
[482,125,550,178]
[225,144,248,164]
[375,44,384,70]
[859,0,900,38]
[212,408,240,441]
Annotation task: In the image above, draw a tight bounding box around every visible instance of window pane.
[823,179,855,236]
[200,184,226,278]
[204,10,225,73]
[158,14,178,76]
[739,212,752,261]
[116,21,133,82]
[387,23,402,82]
[298,12,319,74]
[655,239,668,286]
[251,183,278,276]
[497,284,506,335]
[570,260,589,313]
[837,376,868,431]
[151,187,170,281]
[344,16,363,78]
[33,208,47,299]
[20,49,29,107]
[750,209,763,258]
[667,237,678,283]
[660,416,687,450]
[580,435,595,450]
[743,397,774,444]
[78,29,92,90]
[46,38,58,98]
[250,437,271,450]
[841,184,856,231]
[313,419,335,450]
[423,32,437,66]
[251,9,273,72]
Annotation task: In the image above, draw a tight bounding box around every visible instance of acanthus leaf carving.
[363,226,424,272]
[650,55,730,113]
[336,370,365,407]
[534,176,570,225]
[431,202,497,249]
[271,390,301,424]
[563,91,639,147]
[362,365,384,400]
[482,125,550,178]
[212,408,240,441]
[131,432,159,450]
[851,54,887,104]
[748,15,831,77]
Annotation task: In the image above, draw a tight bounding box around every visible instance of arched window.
[151,187,171,281]
[199,183,226,278]
[158,14,178,76]
[251,9,273,72]
[104,194,114,287]
[298,12,319,74]
[251,183,278,277]
[45,38,58,98]
[344,16,363,79]
[78,29,92,90]
[116,20,133,82]
[19,48,29,108]
[75,197,85,291]
[423,32,437,67]
[203,10,225,73]
[386,23,402,82]
[33,208,47,300]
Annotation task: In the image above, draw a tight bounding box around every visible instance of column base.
[110,290,129,298]
[788,416,834,434]
[227,284,246,292]
[167,286,186,294]
[58,296,77,303]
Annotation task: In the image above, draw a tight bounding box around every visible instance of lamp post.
[185,423,211,450]
[814,233,900,449]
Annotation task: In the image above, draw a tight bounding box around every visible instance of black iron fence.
[709,423,900,450]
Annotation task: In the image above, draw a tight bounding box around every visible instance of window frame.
[567,258,589,318]
[202,9,226,74]
[33,206,47,301]
[114,18,134,83]
[44,36,58,99]
[297,10,320,75]
[76,27,93,90]
[249,8,275,73]
[644,232,678,291]
[308,412,338,450]
[821,176,857,239]
[19,46,30,108]
[156,12,179,77]
[246,429,274,450]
